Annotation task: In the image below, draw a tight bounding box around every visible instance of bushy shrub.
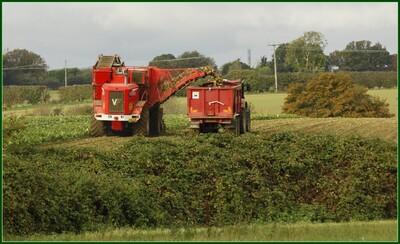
[58,85,92,102]
[282,73,393,118]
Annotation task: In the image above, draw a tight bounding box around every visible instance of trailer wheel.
[246,108,251,132]
[241,113,246,134]
[133,107,150,136]
[90,115,105,137]
[235,117,241,136]
[230,117,241,136]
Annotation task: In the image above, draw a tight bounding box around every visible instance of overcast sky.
[2,2,398,70]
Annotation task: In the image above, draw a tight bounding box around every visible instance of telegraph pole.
[64,59,68,87]
[268,43,280,93]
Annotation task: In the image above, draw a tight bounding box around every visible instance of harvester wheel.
[149,105,164,136]
[133,107,150,136]
[90,115,105,137]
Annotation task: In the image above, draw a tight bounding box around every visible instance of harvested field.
[252,117,398,143]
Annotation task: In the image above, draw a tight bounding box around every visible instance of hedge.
[224,71,397,93]
[58,85,92,102]
[3,86,50,106]
[3,131,397,235]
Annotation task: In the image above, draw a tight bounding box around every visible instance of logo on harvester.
[112,98,120,106]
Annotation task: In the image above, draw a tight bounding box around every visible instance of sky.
[2,2,398,70]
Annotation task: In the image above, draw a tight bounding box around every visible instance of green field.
[7,220,397,241]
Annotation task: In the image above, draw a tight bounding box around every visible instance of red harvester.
[91,54,218,136]
[186,79,251,136]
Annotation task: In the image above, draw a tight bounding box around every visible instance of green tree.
[220,59,250,75]
[282,73,393,118]
[331,40,391,71]
[257,56,269,68]
[175,51,216,69]
[3,49,48,85]
[148,54,176,68]
[269,43,294,73]
[45,68,91,89]
[285,31,327,73]
[389,54,397,71]
[148,51,216,69]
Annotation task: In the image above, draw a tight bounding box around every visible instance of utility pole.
[268,43,280,93]
[64,59,68,87]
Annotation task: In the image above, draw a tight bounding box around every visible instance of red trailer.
[186,80,250,136]
[91,54,219,136]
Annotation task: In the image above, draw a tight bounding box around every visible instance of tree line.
[2,31,397,89]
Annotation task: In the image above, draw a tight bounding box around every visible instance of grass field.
[7,220,397,241]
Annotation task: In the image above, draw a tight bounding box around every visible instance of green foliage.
[149,51,216,69]
[285,31,328,73]
[3,49,48,86]
[3,114,397,236]
[46,68,92,89]
[3,86,50,106]
[58,85,92,102]
[330,41,391,71]
[220,59,251,75]
[225,69,273,93]
[345,71,397,89]
[282,73,394,118]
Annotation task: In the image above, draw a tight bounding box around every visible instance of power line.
[150,56,208,63]
[3,64,46,70]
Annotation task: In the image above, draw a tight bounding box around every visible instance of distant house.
[328,65,340,72]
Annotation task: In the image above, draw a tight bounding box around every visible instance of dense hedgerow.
[3,127,397,235]
[58,85,92,102]
[223,70,397,93]
[3,86,50,106]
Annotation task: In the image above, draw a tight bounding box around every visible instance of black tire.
[149,104,164,136]
[230,117,241,136]
[235,117,241,136]
[241,113,246,134]
[246,108,251,132]
[90,115,105,137]
[132,107,150,136]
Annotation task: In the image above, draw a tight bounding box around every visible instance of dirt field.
[251,117,398,143]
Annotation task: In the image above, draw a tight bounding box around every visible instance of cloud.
[3,2,397,69]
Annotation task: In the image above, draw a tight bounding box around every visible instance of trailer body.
[187,80,250,135]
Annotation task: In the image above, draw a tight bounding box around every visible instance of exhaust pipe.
[124,69,129,84]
